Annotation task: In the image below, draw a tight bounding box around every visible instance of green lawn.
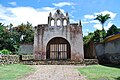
[0,64,35,80]
[77,65,120,80]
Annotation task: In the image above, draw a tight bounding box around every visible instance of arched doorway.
[46,37,71,60]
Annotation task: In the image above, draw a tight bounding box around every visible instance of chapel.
[34,9,84,61]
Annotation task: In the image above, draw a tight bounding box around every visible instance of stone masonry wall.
[22,55,34,60]
[34,24,84,61]
[0,55,98,65]
[18,44,33,55]
[0,55,19,65]
[0,55,34,65]
[95,38,120,64]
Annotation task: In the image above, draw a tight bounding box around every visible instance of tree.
[0,22,34,53]
[94,14,111,30]
[94,14,111,39]
[93,30,101,42]
[83,32,94,44]
[13,22,34,44]
[0,23,16,52]
[83,29,106,44]
[106,24,119,37]
[22,22,34,43]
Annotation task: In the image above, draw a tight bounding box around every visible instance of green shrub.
[0,49,12,55]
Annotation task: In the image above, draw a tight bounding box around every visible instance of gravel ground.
[18,65,87,80]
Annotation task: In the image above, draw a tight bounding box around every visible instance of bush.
[0,49,12,55]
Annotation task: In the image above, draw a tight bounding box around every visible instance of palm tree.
[94,14,111,30]
[94,14,111,40]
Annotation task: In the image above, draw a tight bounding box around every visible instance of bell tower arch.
[48,9,70,26]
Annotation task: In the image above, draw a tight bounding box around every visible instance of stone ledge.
[84,59,98,65]
[20,60,85,65]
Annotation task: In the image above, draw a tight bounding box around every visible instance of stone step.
[20,59,98,65]
[21,60,83,65]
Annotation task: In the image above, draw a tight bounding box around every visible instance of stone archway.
[46,37,71,60]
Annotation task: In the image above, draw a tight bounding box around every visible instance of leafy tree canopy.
[0,22,34,53]
[94,14,111,29]
[106,24,120,37]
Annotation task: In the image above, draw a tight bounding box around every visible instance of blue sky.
[0,0,120,35]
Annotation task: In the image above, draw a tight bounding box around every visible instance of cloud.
[38,7,55,11]
[83,11,116,30]
[93,11,116,30]
[89,20,99,24]
[83,29,90,36]
[94,11,117,20]
[53,2,75,7]
[84,15,95,19]
[84,11,116,20]
[93,21,113,30]
[70,19,77,23]
[81,20,89,24]
[8,2,17,6]
[0,4,57,26]
[104,21,113,30]
[93,23,102,30]
[0,4,74,27]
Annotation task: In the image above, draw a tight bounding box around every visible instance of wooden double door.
[46,37,71,60]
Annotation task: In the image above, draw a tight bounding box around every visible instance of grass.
[0,64,35,80]
[77,65,120,80]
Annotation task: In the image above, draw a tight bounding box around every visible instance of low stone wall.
[98,53,120,64]
[0,55,99,65]
[84,59,98,65]
[0,55,34,65]
[0,55,19,65]
[22,55,34,60]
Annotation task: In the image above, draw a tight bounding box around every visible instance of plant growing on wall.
[0,49,12,55]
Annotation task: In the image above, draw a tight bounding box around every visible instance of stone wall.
[21,59,98,65]
[34,24,84,61]
[0,55,98,65]
[0,55,19,65]
[95,38,120,64]
[84,59,98,65]
[84,40,96,59]
[18,44,33,55]
[0,55,34,65]
[22,55,34,60]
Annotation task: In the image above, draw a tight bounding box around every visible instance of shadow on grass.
[101,64,120,69]
[114,77,120,80]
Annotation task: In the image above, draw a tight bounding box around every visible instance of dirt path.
[19,65,87,80]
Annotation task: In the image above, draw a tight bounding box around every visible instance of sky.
[0,0,120,35]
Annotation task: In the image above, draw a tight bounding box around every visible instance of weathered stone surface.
[34,10,84,61]
[98,53,120,64]
[0,55,98,65]
[84,59,98,65]
[18,44,33,55]
[0,55,19,65]
[22,55,34,60]
[21,60,85,65]
[95,38,120,64]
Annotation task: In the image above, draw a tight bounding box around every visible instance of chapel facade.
[34,9,84,61]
